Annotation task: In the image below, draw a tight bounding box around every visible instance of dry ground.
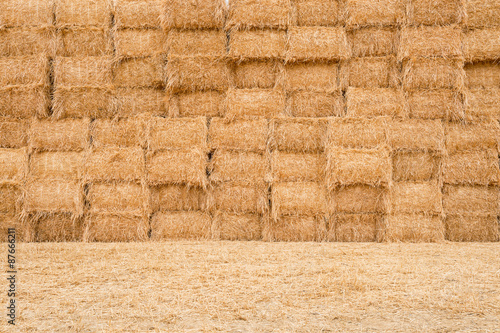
[1,242,499,332]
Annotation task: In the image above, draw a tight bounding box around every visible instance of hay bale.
[326,148,391,187]
[407,0,464,26]
[0,86,49,119]
[34,213,82,242]
[115,29,165,58]
[86,147,144,182]
[30,152,84,180]
[209,118,268,152]
[161,0,226,30]
[465,62,500,88]
[226,88,285,120]
[0,119,28,148]
[88,182,148,215]
[407,89,464,120]
[151,185,207,212]
[147,150,207,187]
[0,0,54,28]
[150,211,211,240]
[443,185,499,214]
[345,0,404,27]
[271,152,324,182]
[466,0,500,28]
[166,57,229,93]
[116,87,165,117]
[263,215,326,242]
[287,27,350,61]
[149,117,207,151]
[210,150,267,183]
[398,26,462,60]
[328,117,388,149]
[232,60,284,89]
[84,213,149,242]
[53,87,114,119]
[332,185,388,213]
[29,118,90,151]
[329,213,382,242]
[390,181,442,215]
[0,55,49,86]
[54,56,112,87]
[346,87,405,118]
[228,30,286,60]
[0,185,21,214]
[271,118,327,153]
[463,29,500,62]
[445,214,499,242]
[55,0,111,27]
[210,181,268,214]
[349,27,396,57]
[0,214,30,242]
[113,56,164,88]
[227,0,290,29]
[167,30,226,58]
[272,181,327,218]
[212,212,262,241]
[285,62,339,92]
[402,58,464,90]
[25,180,83,215]
[445,121,499,153]
[0,27,56,57]
[0,148,27,184]
[384,214,444,242]
[443,150,500,185]
[287,91,344,117]
[56,27,111,57]
[387,119,444,152]
[465,88,500,121]
[114,0,162,29]
[91,117,147,148]
[170,91,225,118]
[342,56,398,88]
[292,0,340,26]
[392,151,440,182]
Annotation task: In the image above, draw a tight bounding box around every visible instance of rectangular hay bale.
[402,58,464,90]
[91,117,147,148]
[443,150,500,185]
[55,0,111,27]
[0,119,28,148]
[271,152,324,182]
[0,55,49,86]
[390,181,442,214]
[272,181,327,218]
[398,26,462,60]
[465,62,500,88]
[466,0,500,28]
[465,88,500,121]
[29,118,90,151]
[332,185,387,213]
[445,214,499,242]
[113,56,164,88]
[57,27,111,57]
[445,121,499,153]
[212,212,262,241]
[384,214,444,242]
[161,0,226,30]
[232,60,283,89]
[349,27,396,57]
[25,180,83,215]
[167,30,226,58]
[1,0,54,27]
[147,150,207,187]
[84,213,149,242]
[166,57,229,92]
[407,89,464,120]
[30,151,84,180]
[0,148,27,184]
[227,0,290,29]
[287,91,344,117]
[392,151,440,182]
[114,0,162,29]
[345,0,404,27]
[342,56,398,88]
[328,117,387,149]
[34,213,82,242]
[54,56,112,87]
[149,117,207,151]
[116,87,165,117]
[271,118,327,153]
[88,182,148,215]
[285,62,339,92]
[0,185,21,214]
[263,215,326,242]
[210,150,267,183]
[226,88,285,119]
[292,0,340,26]
[0,86,49,119]
[387,119,444,151]
[53,87,114,119]
[86,147,144,182]
[287,27,350,61]
[443,185,499,215]
[211,181,268,214]
[209,118,268,152]
[463,28,500,62]
[228,30,286,60]
[0,27,56,57]
[151,211,211,240]
[169,91,224,117]
[346,87,405,118]
[407,0,464,26]
[329,213,382,242]
[151,185,207,212]
[115,28,165,58]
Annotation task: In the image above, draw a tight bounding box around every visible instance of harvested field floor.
[3,242,500,332]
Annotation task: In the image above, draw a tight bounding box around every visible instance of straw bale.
[161,0,226,30]
[346,88,405,118]
[445,214,499,242]
[271,152,324,182]
[167,30,226,58]
[349,27,396,57]
[30,152,84,180]
[116,87,165,117]
[445,121,499,153]
[226,88,285,119]
[115,29,165,58]
[287,91,344,117]
[210,150,267,183]
[272,181,327,218]
[263,215,326,242]
[84,213,149,242]
[0,119,28,148]
[56,27,111,57]
[465,62,500,88]
[329,213,382,242]
[392,151,440,182]
[0,56,49,86]
[465,88,500,121]
[227,0,290,29]
[345,0,404,27]
[25,180,83,215]
[387,119,444,152]
[398,26,462,60]
[91,117,147,148]
[209,118,268,152]
[0,185,21,214]
[166,57,229,92]
[328,117,387,149]
[228,30,286,60]
[211,181,268,214]
[0,148,27,184]
[151,211,211,240]
[407,0,464,26]
[86,147,144,182]
[407,89,464,120]
[149,117,207,151]
[114,0,162,29]
[0,0,54,28]
[34,213,82,242]
[55,0,111,27]
[29,118,90,151]
[0,214,29,242]
[170,91,225,117]
[402,58,464,90]
[384,214,444,242]
[390,181,442,214]
[443,185,499,214]
[147,150,207,187]
[53,87,114,119]
[466,0,500,28]
[113,56,164,88]
[0,27,56,57]
[232,60,284,89]
[332,185,388,213]
[463,29,500,62]
[212,212,262,241]
[286,65,339,95]
[54,56,112,87]
[287,27,350,62]
[0,86,49,119]
[326,148,391,187]
[151,185,207,212]
[292,0,340,26]
[271,118,327,153]
[443,150,500,185]
[342,56,398,88]
[88,182,148,215]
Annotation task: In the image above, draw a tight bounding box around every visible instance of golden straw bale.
[443,185,499,214]
[0,148,27,184]
[56,27,111,57]
[326,148,391,187]
[445,214,499,242]
[86,147,144,182]
[0,55,49,86]
[113,56,164,88]
[390,181,442,214]
[54,56,112,87]
[167,30,226,58]
[55,0,111,27]
[285,62,339,92]
[349,27,396,57]
[115,29,165,58]
[210,150,268,183]
[0,27,56,57]
[465,88,500,121]
[271,152,324,182]
[151,185,207,212]
[0,185,21,214]
[91,117,147,148]
[0,86,49,119]
[287,27,350,61]
[232,60,284,89]
[465,62,500,88]
[29,118,90,151]
[398,26,462,60]
[329,213,382,242]
[271,117,327,153]
[149,117,207,151]
[25,180,84,215]
[402,58,464,90]
[342,56,398,88]
[0,119,28,148]
[225,88,285,119]
[387,119,444,152]
[272,181,328,218]
[392,151,440,182]
[116,88,165,117]
[287,91,344,117]
[161,0,226,30]
[263,215,326,242]
[88,182,148,215]
[407,89,464,120]
[210,181,268,214]
[114,0,162,29]
[53,87,114,119]
[445,121,499,153]
[34,213,83,242]
[151,211,211,240]
[30,152,84,180]
[166,57,229,93]
[443,150,500,185]
[463,29,500,62]
[229,30,286,60]
[147,150,207,187]
[332,185,388,213]
[292,0,340,26]
[384,214,444,242]
[227,0,290,29]
[209,118,268,152]
[328,117,388,149]
[407,0,464,26]
[0,0,54,28]
[346,87,406,118]
[466,0,500,28]
[169,91,225,117]
[212,212,262,241]
[84,213,149,242]
[345,0,404,27]
[0,214,30,242]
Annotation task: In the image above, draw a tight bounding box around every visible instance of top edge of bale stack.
[0,0,55,29]
[161,0,227,31]
[55,0,113,28]
[114,0,162,29]
[227,0,291,30]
